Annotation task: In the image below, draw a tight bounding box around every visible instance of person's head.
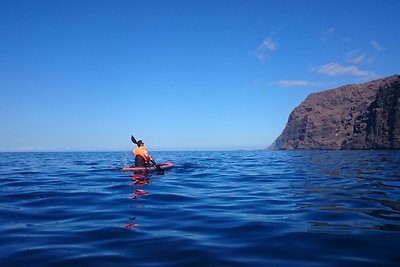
[137,140,144,147]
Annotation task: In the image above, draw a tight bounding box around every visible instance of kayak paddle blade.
[156,165,164,175]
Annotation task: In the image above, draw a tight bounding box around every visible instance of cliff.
[271,74,400,150]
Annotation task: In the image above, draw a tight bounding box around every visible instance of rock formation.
[271,74,400,150]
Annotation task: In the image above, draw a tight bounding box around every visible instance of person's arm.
[149,155,157,166]
[149,154,163,174]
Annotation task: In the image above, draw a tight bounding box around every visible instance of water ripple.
[1,151,400,266]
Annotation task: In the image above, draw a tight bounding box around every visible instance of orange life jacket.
[133,146,151,163]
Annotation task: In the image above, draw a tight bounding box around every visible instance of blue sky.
[1,0,399,151]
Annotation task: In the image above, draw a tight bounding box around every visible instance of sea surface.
[1,150,400,266]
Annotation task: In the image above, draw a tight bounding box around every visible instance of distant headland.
[271,74,400,150]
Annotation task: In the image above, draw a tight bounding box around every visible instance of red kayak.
[122,162,174,172]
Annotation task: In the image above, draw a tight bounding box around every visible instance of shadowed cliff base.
[271,74,400,150]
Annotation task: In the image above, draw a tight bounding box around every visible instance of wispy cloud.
[276,80,311,88]
[345,50,370,64]
[316,63,376,78]
[322,27,335,35]
[255,34,278,62]
[371,40,385,52]
[242,80,259,90]
[320,27,335,41]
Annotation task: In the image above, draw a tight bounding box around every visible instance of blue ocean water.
[0,150,400,266]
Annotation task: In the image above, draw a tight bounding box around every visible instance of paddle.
[155,165,164,175]
[131,135,164,175]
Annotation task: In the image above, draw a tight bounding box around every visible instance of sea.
[0,150,399,266]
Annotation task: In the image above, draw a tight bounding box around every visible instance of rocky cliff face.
[271,74,400,150]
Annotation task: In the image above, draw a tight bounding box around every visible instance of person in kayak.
[133,140,157,167]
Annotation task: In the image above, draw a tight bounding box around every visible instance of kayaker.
[133,140,157,167]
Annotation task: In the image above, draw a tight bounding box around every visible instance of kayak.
[122,162,174,172]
